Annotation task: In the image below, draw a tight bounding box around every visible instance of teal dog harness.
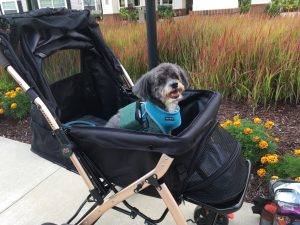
[120,101,181,134]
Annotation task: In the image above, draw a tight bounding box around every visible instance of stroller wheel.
[194,206,229,225]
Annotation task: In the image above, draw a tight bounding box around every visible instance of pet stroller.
[0,8,251,225]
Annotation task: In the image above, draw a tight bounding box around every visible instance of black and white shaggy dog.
[105,63,189,133]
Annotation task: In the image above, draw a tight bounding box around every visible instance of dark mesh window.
[42,49,81,84]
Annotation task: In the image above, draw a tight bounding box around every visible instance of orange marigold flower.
[5,91,11,97]
[244,128,253,135]
[271,176,279,180]
[15,87,22,92]
[295,177,300,182]
[9,92,17,98]
[257,168,267,177]
[259,140,269,149]
[274,138,280,143]
[233,115,240,121]
[225,120,232,126]
[220,123,226,128]
[266,154,279,164]
[233,120,241,127]
[260,156,268,164]
[253,117,262,124]
[265,121,274,129]
[0,108,4,114]
[10,103,17,109]
[253,136,260,142]
[293,149,300,156]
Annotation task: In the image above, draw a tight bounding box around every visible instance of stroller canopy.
[0,8,125,120]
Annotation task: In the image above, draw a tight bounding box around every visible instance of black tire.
[194,206,229,225]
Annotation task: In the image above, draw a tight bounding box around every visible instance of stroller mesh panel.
[183,126,248,204]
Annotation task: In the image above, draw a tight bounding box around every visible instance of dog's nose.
[171,82,178,89]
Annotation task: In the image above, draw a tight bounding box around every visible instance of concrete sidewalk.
[0,137,260,225]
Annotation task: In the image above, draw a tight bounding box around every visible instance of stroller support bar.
[78,154,187,225]
[5,64,97,196]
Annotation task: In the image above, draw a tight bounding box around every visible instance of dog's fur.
[105,63,189,130]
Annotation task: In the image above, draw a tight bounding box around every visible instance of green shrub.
[221,115,278,164]
[0,87,30,119]
[265,153,300,180]
[158,5,173,19]
[239,0,251,13]
[119,7,139,21]
[265,0,281,15]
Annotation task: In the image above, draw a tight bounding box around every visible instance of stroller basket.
[0,8,250,225]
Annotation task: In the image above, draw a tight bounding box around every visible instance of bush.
[119,7,139,21]
[158,5,173,19]
[265,152,300,180]
[239,0,251,14]
[265,0,300,15]
[220,115,278,164]
[265,0,282,16]
[0,87,30,119]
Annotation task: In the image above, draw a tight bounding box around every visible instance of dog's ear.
[132,72,152,101]
[176,64,190,89]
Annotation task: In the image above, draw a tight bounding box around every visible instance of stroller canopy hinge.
[145,174,161,191]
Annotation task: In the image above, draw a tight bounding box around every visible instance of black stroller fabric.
[0,8,248,205]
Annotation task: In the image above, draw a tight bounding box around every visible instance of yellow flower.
[15,87,22,93]
[260,156,268,164]
[0,108,4,114]
[274,138,280,143]
[10,103,17,109]
[225,120,232,126]
[271,176,279,180]
[233,120,241,127]
[244,128,253,135]
[266,154,279,164]
[293,149,300,156]
[220,123,226,128]
[5,91,11,97]
[295,177,300,182]
[253,136,260,142]
[9,92,16,98]
[259,140,269,149]
[253,117,262,124]
[265,121,274,129]
[233,115,240,121]
[257,168,267,177]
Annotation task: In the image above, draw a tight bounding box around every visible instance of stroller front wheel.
[194,206,229,225]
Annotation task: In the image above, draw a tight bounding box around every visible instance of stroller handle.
[1,51,96,192]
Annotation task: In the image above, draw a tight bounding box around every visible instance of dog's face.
[133,63,189,112]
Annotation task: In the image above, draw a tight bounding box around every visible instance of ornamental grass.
[100,15,300,109]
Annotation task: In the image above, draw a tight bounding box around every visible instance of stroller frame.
[2,59,250,225]
[2,61,188,224]
[0,9,251,225]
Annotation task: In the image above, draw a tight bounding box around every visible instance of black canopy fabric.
[0,8,125,117]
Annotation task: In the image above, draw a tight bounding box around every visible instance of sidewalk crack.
[0,167,61,214]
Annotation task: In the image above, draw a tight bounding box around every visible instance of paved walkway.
[0,137,260,225]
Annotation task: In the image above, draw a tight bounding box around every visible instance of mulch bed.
[0,101,299,203]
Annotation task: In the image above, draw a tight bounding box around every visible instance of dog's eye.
[170,73,179,80]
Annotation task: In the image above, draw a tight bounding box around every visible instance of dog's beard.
[159,82,185,113]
